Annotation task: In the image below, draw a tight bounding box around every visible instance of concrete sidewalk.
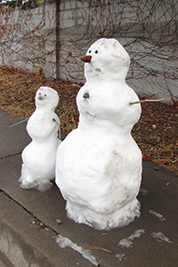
[0,109,177,267]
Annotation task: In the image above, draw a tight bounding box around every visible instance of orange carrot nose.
[81,55,92,63]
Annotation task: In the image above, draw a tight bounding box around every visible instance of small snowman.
[19,86,61,191]
[56,38,142,230]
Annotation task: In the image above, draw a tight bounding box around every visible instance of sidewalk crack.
[0,188,59,235]
[0,152,22,160]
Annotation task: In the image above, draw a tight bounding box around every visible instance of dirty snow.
[115,253,126,262]
[139,187,148,196]
[56,235,99,266]
[149,210,166,221]
[118,229,145,248]
[151,232,173,244]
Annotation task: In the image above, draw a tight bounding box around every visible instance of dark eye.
[39,92,41,95]
[44,94,47,97]
[88,50,91,53]
[95,50,98,54]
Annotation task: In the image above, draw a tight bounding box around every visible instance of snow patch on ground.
[56,235,99,266]
[139,187,148,196]
[151,232,173,244]
[115,253,126,262]
[118,229,145,248]
[149,210,166,221]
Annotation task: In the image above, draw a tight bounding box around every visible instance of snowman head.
[81,38,130,82]
[35,86,59,111]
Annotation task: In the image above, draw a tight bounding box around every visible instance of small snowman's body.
[56,38,142,230]
[19,86,61,191]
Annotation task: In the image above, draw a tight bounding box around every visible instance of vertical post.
[55,0,60,79]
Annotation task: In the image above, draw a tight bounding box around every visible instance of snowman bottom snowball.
[66,198,141,231]
[19,146,57,191]
[56,129,142,230]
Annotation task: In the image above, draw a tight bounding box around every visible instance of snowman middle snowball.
[55,38,142,230]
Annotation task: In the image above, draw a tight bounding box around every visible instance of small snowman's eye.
[95,50,98,54]
[39,92,41,95]
[88,50,91,53]
[44,94,47,97]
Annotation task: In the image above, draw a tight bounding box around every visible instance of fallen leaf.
[143,155,153,161]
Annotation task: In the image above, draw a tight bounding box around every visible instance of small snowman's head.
[81,38,130,82]
[35,86,59,110]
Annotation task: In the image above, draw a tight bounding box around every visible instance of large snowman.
[19,86,61,191]
[56,38,142,230]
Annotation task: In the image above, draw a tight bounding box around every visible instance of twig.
[129,98,165,105]
[9,184,19,190]
[53,118,61,126]
[2,210,11,217]
[64,84,81,88]
[80,243,112,254]
[9,118,28,128]
[166,177,178,186]
[72,84,81,88]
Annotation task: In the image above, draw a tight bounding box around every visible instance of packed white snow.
[115,253,126,262]
[19,86,61,191]
[56,235,99,266]
[151,232,173,244]
[149,210,166,221]
[56,38,142,230]
[118,229,145,248]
